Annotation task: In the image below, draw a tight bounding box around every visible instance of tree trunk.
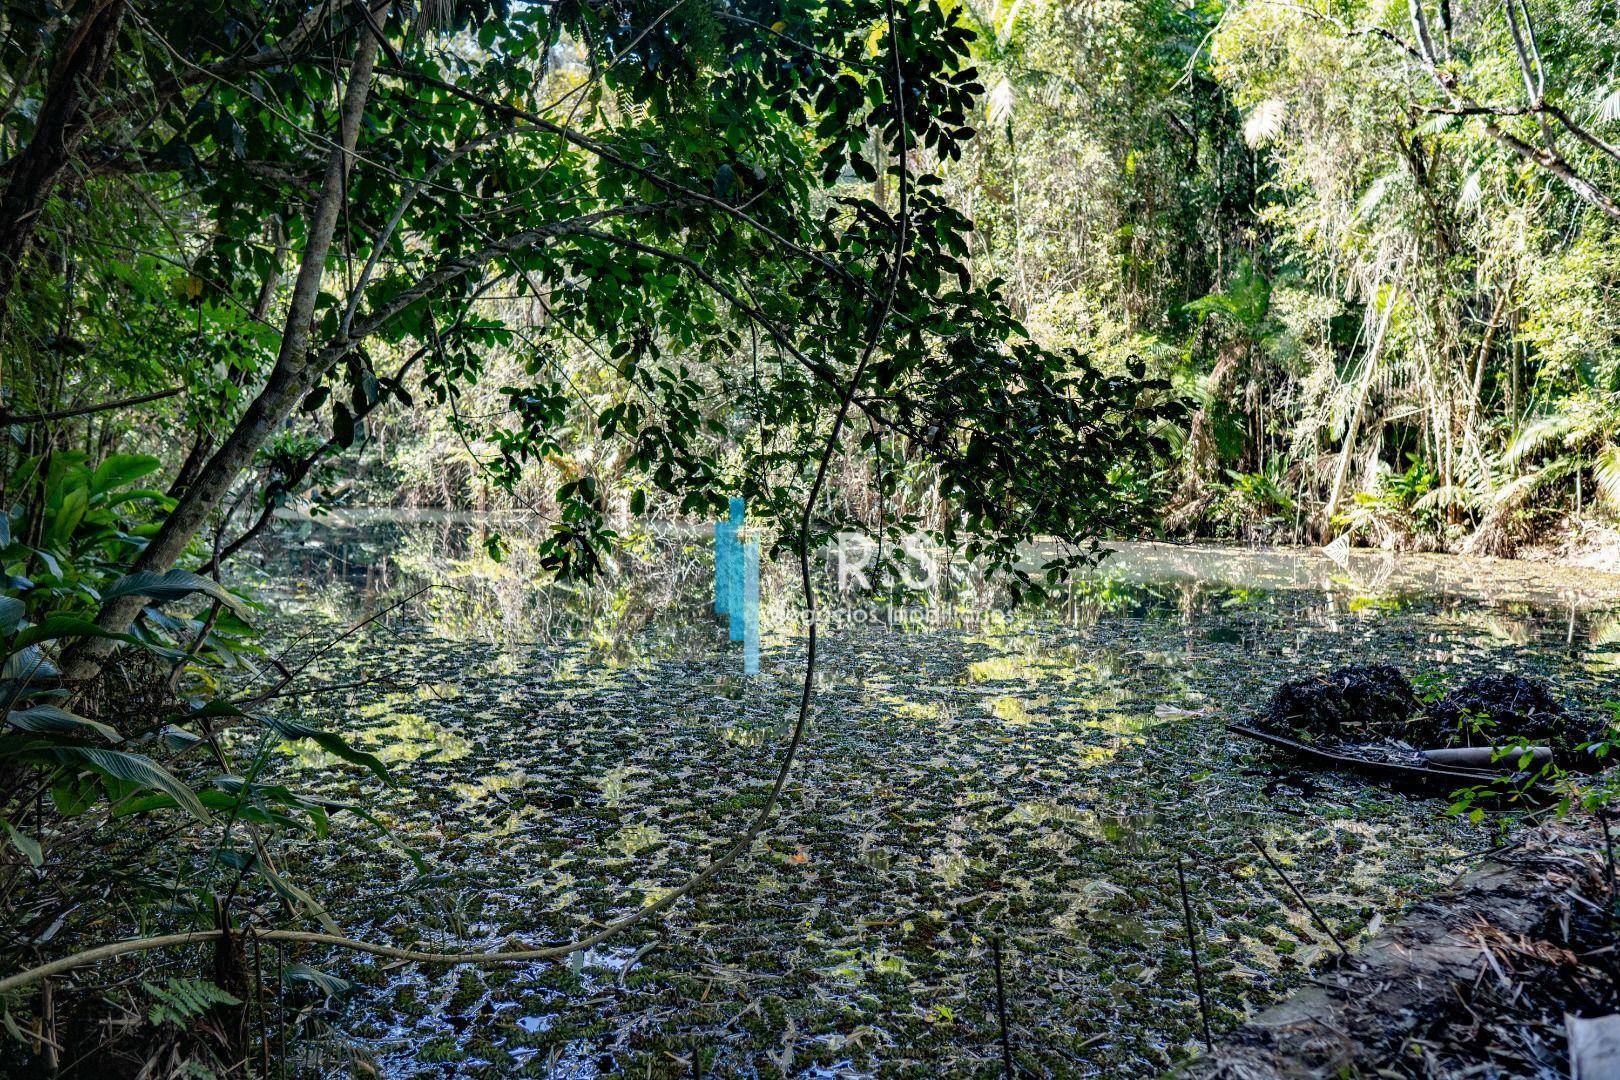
[61,16,385,681]
[0,0,128,359]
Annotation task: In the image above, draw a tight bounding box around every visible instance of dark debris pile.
[1265,664,1420,743]
[1263,665,1604,766]
[1427,673,1607,766]
[1412,890,1620,1078]
[1188,823,1620,1080]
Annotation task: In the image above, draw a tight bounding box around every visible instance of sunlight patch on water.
[369,713,472,764]
[452,770,528,802]
[985,694,1045,724]
[607,821,663,857]
[890,698,943,720]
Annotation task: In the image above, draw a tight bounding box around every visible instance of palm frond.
[1488,465,1556,509]
[1413,483,1477,512]
[1504,410,1578,466]
[1595,444,1620,510]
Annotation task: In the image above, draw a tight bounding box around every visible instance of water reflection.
[251,517,1620,663]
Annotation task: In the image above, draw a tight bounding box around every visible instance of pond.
[236,518,1620,1077]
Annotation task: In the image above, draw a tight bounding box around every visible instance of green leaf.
[1595,445,1620,511]
[258,714,391,786]
[53,747,210,821]
[333,402,355,449]
[45,487,88,548]
[102,569,250,617]
[2,643,59,681]
[256,857,341,933]
[0,596,23,636]
[2,1006,28,1044]
[3,820,42,867]
[286,964,351,998]
[143,977,240,1027]
[90,454,161,496]
[6,703,121,742]
[11,614,138,651]
[50,771,100,815]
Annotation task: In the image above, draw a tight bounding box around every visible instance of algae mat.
[247,528,1619,1077]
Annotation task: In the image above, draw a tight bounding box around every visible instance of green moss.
[449,969,484,1012]
[418,1037,465,1063]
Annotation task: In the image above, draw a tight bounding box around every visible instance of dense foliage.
[0,0,1177,1071]
[950,0,1620,553]
[1,0,1617,1071]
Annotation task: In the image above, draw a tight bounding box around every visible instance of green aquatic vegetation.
[211,533,1620,1076]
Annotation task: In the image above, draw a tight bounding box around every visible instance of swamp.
[2,0,1620,1076]
[213,523,1620,1074]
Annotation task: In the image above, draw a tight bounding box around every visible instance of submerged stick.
[1249,837,1351,959]
[1176,855,1213,1050]
[1599,808,1616,915]
[992,934,1014,1079]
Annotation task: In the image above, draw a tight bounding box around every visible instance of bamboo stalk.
[1249,837,1351,959]
[992,934,1014,1078]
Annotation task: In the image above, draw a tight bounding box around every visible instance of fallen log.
[1225,722,1505,787]
[1421,744,1552,768]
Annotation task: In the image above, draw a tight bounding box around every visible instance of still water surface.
[242,519,1620,1077]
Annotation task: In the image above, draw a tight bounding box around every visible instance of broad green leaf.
[53,746,210,821]
[44,487,87,548]
[2,644,58,682]
[90,454,162,496]
[102,569,250,618]
[0,596,22,636]
[257,858,341,934]
[258,714,391,786]
[3,821,42,867]
[50,771,100,815]
[6,704,121,742]
[12,615,138,651]
[286,964,351,998]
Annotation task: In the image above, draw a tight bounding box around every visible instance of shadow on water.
[238,516,1620,1077]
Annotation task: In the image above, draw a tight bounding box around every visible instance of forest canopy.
[951,0,1620,553]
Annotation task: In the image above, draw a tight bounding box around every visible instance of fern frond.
[1595,444,1620,510]
[143,978,239,1027]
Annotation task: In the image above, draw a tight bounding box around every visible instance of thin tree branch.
[0,386,182,424]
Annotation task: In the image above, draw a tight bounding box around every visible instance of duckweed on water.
[245,527,1620,1077]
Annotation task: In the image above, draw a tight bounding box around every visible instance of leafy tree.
[0,2,1176,1054]
[0,1,1175,687]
